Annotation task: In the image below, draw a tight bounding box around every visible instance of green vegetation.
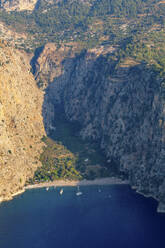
[116,29,165,76]
[4,0,165,184]
[28,109,120,184]
[49,111,110,180]
[31,136,82,183]
[1,0,165,51]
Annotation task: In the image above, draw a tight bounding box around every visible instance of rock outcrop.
[0,41,45,202]
[0,0,92,12]
[33,42,85,89]
[0,0,38,11]
[36,45,165,212]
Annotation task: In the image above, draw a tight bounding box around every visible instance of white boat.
[60,188,63,195]
[76,186,82,196]
[46,187,49,191]
[76,191,83,196]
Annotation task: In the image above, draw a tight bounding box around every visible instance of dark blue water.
[0,185,165,248]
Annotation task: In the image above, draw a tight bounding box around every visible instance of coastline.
[0,177,128,204]
[25,178,165,214]
[1,178,164,213]
[25,177,129,190]
[133,188,165,214]
[12,189,25,197]
[0,189,26,204]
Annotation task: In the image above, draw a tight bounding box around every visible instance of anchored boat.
[60,188,63,195]
[76,186,82,196]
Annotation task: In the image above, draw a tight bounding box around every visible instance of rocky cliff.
[33,42,87,89]
[0,0,38,11]
[36,44,165,212]
[0,38,164,211]
[0,41,45,202]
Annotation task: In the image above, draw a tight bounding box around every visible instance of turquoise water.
[0,185,165,248]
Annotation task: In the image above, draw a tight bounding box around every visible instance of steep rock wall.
[0,42,45,202]
[38,47,165,212]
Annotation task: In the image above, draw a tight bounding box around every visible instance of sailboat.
[60,188,63,195]
[76,186,82,196]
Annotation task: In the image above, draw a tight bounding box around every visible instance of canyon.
[33,43,165,212]
[0,39,165,212]
[0,0,165,213]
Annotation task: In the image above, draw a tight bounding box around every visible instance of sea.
[0,185,165,248]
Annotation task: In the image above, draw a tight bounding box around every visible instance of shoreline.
[133,188,165,214]
[25,177,129,190]
[0,177,128,204]
[1,177,164,214]
[12,189,25,197]
[24,178,165,214]
[0,189,26,204]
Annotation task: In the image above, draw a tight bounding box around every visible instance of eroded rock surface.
[37,46,165,212]
[0,0,38,11]
[0,41,45,202]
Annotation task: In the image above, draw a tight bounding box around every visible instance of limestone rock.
[0,0,38,11]
[37,45,165,212]
[0,41,45,202]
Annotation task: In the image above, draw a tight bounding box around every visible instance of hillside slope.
[0,41,45,202]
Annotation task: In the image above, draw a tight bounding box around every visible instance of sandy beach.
[25,177,128,190]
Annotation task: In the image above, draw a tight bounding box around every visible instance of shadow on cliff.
[39,49,128,178]
[34,0,42,10]
[41,49,99,152]
[30,46,45,76]
[41,48,115,144]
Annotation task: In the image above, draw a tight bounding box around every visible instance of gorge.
[35,43,165,212]
[0,0,165,214]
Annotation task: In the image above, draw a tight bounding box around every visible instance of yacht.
[46,187,49,191]
[60,188,63,195]
[76,186,82,196]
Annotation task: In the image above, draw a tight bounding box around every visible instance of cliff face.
[33,42,86,89]
[0,38,164,211]
[0,0,38,11]
[36,45,165,212]
[0,41,45,202]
